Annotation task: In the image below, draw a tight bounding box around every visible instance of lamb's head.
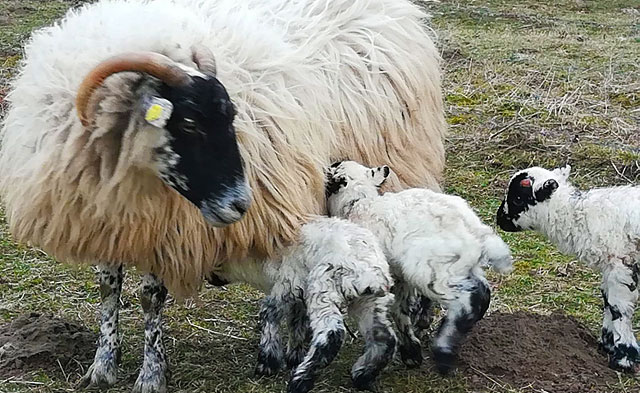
[496,165,571,232]
[325,160,390,217]
[75,46,250,227]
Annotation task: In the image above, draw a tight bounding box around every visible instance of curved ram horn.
[76,52,192,127]
[191,44,217,76]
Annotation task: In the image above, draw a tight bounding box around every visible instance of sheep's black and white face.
[154,75,251,227]
[496,166,569,232]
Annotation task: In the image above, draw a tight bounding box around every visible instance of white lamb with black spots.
[497,165,640,373]
[206,216,396,393]
[326,161,513,374]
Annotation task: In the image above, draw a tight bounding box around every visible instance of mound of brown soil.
[0,312,96,377]
[460,311,622,393]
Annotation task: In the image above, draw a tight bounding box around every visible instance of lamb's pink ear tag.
[520,178,532,187]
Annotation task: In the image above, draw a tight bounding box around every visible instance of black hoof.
[287,375,314,393]
[352,372,378,392]
[255,352,282,377]
[399,343,423,368]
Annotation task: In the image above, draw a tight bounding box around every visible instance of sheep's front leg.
[601,261,640,373]
[391,281,423,367]
[285,297,309,369]
[411,294,434,332]
[431,276,490,375]
[288,289,345,393]
[350,294,397,391]
[255,295,286,376]
[133,274,168,393]
[79,264,123,388]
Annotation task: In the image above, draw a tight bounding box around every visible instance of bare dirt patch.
[0,312,96,378]
[460,311,621,393]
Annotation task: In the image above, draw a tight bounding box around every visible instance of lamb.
[326,161,513,373]
[0,0,445,390]
[206,216,396,393]
[497,165,640,372]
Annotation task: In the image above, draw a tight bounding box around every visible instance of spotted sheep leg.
[255,295,286,376]
[79,264,123,388]
[600,260,640,372]
[133,273,169,393]
[431,276,490,374]
[349,294,397,391]
[285,296,310,369]
[391,279,424,367]
[287,283,346,393]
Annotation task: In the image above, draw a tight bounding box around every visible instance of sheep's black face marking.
[159,75,251,227]
[326,161,347,197]
[497,172,536,232]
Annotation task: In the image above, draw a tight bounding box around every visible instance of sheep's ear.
[372,165,390,187]
[142,96,174,128]
[536,179,558,202]
[552,164,571,181]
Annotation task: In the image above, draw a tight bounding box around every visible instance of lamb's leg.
[350,294,397,391]
[391,281,423,367]
[79,264,123,388]
[288,291,345,393]
[133,273,168,393]
[431,276,490,375]
[411,294,434,332]
[285,297,309,369]
[600,261,640,372]
[255,295,286,376]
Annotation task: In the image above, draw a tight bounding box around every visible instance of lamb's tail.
[481,234,514,274]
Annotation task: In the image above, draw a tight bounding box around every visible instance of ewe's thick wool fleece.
[0,0,445,296]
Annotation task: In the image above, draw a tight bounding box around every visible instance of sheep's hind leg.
[601,261,640,373]
[285,297,309,369]
[431,276,490,375]
[392,281,423,367]
[288,289,345,393]
[133,273,168,393]
[79,264,123,388]
[350,294,397,391]
[255,295,286,376]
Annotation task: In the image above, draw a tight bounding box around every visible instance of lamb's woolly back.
[326,161,513,275]
[0,0,445,296]
[498,166,640,268]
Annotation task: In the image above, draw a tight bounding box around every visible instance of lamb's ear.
[552,165,571,181]
[372,165,390,187]
[535,179,558,202]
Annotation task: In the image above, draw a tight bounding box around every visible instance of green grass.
[0,0,639,392]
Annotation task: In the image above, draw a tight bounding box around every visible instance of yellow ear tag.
[145,104,163,122]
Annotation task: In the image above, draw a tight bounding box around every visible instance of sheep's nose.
[199,179,252,227]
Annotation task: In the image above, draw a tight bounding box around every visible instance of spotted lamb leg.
[600,261,640,373]
[132,273,168,393]
[79,264,123,388]
[391,280,423,367]
[431,276,490,375]
[285,297,309,369]
[255,295,286,376]
[288,289,345,393]
[350,294,397,391]
[411,294,434,332]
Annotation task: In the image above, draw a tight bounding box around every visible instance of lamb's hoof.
[132,368,167,393]
[432,348,457,375]
[78,356,118,389]
[287,374,314,393]
[352,372,378,392]
[399,343,423,368]
[285,348,306,369]
[255,351,283,377]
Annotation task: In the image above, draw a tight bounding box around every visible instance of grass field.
[0,0,639,392]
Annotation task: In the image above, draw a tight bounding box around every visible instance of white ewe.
[206,217,395,393]
[0,0,445,390]
[497,165,640,372]
[326,161,513,373]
